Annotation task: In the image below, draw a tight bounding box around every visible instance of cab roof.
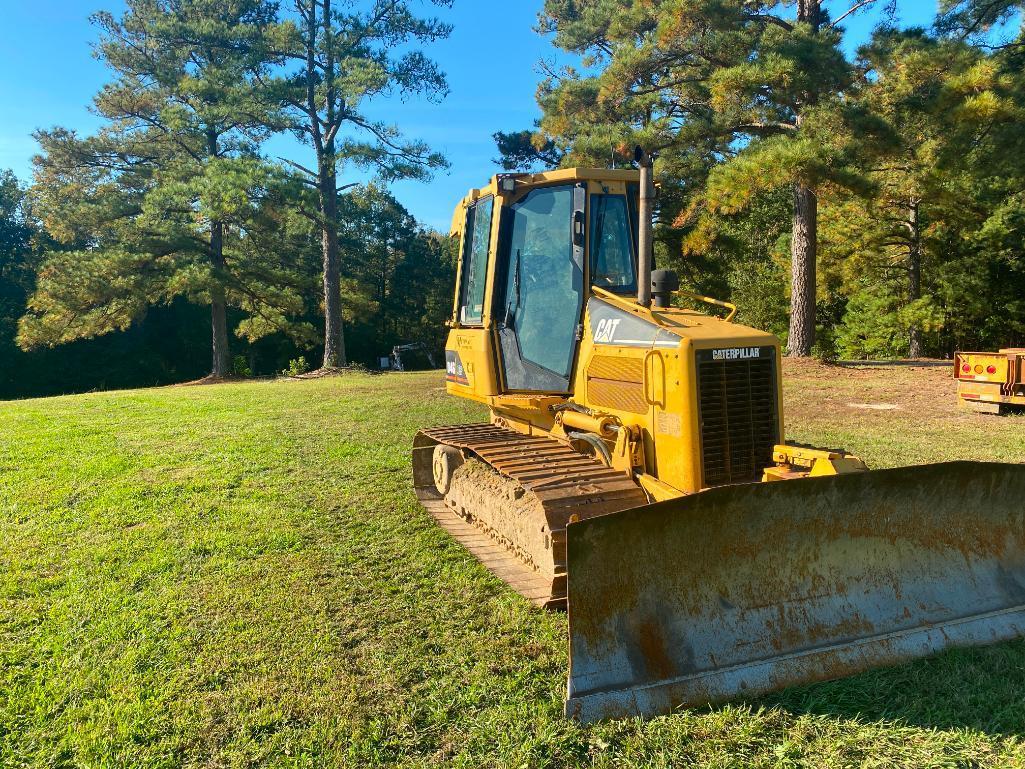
[450,167,642,235]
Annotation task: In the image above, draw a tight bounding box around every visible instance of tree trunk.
[381,239,390,343]
[787,1,820,358]
[797,0,821,27]
[320,166,346,368]
[787,185,817,357]
[210,218,231,378]
[316,0,346,370]
[907,199,923,359]
[204,126,231,378]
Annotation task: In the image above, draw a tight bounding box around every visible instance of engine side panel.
[444,328,500,401]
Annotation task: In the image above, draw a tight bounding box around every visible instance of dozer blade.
[565,462,1025,723]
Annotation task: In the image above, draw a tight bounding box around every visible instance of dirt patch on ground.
[174,374,247,387]
[779,357,1024,467]
[292,366,382,379]
[783,358,960,422]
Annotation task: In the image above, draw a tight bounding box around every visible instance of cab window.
[458,196,494,325]
[589,194,637,294]
[496,184,584,388]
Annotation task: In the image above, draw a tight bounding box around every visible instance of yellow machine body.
[440,168,848,495]
[413,168,1025,723]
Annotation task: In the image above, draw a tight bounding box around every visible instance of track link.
[413,424,648,608]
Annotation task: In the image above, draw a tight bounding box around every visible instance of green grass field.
[2,365,1025,768]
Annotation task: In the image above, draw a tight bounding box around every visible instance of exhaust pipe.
[635,147,655,308]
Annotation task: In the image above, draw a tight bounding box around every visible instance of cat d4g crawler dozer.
[412,153,1025,723]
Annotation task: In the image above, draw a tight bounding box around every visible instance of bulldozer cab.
[450,169,642,396]
[496,183,584,392]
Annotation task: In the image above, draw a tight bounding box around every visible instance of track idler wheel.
[432,444,464,495]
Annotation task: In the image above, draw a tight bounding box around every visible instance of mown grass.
[1,364,1024,768]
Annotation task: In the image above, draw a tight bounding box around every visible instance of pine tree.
[265,0,450,369]
[538,0,891,355]
[822,27,1025,357]
[21,0,310,375]
[939,0,1024,38]
[493,129,564,172]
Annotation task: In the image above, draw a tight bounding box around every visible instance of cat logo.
[593,318,622,344]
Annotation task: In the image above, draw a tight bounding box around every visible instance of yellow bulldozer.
[412,153,1025,723]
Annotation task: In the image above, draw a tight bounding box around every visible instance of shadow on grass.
[754,638,1025,737]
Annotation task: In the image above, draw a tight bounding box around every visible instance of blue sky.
[1,1,938,231]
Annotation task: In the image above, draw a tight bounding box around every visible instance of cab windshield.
[589,194,637,294]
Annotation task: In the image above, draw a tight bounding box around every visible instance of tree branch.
[278,156,319,181]
[744,13,794,32]
[732,121,798,135]
[830,0,879,29]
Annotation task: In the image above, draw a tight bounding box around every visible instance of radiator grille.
[587,355,646,414]
[696,348,779,487]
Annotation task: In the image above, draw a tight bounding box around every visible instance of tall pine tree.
[940,0,1024,38]
[22,0,310,375]
[539,0,889,355]
[820,26,1025,357]
[264,0,450,369]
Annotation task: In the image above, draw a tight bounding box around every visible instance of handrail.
[589,285,738,322]
[673,289,738,322]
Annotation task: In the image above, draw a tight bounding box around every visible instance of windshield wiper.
[504,248,522,327]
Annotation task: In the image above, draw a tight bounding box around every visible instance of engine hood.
[586,291,779,354]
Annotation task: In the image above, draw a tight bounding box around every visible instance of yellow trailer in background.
[955,349,1025,414]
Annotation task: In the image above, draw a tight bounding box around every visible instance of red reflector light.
[987,365,997,374]
[962,364,971,373]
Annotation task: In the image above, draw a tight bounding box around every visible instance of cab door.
[494,184,586,393]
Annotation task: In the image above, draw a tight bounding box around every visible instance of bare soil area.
[781,358,1024,467]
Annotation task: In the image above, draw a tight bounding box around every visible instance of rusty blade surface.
[565,462,1025,723]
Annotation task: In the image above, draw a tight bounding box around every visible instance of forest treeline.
[1,0,456,399]
[502,0,1025,358]
[2,0,1025,399]
[0,169,454,398]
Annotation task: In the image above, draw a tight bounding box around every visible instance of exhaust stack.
[635,147,655,308]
